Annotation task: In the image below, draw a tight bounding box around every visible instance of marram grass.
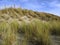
[0,18,60,45]
[17,19,51,45]
[0,20,19,45]
[0,8,60,45]
[49,21,60,35]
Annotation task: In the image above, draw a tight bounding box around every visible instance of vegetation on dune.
[0,19,51,45]
[0,8,60,21]
[0,8,60,45]
[49,21,60,35]
[0,20,19,45]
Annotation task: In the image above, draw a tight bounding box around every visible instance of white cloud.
[22,2,46,11]
[41,0,60,16]
[19,0,29,2]
[44,7,60,16]
[49,0,60,8]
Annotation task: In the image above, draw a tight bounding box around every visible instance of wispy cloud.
[44,0,60,16]
[20,0,60,16]
[18,0,29,2]
[49,0,60,8]
[21,0,29,2]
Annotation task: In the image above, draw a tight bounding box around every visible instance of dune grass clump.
[17,19,51,45]
[8,20,19,45]
[0,21,9,45]
[49,21,60,35]
[0,18,52,45]
[0,20,19,45]
[30,19,51,45]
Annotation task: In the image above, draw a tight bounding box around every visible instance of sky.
[0,0,60,16]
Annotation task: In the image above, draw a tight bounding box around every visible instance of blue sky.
[0,0,60,16]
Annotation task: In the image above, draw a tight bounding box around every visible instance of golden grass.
[49,21,60,35]
[0,19,52,45]
[17,19,51,45]
[0,8,60,45]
